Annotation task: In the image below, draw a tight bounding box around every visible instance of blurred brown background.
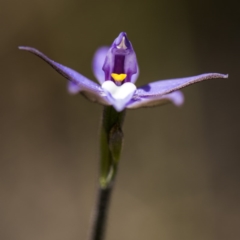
[0,0,239,239]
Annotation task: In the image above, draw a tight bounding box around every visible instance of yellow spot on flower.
[111,73,127,82]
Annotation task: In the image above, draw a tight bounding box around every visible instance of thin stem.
[88,106,125,240]
[88,186,113,240]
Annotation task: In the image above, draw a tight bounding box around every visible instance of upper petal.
[19,46,110,105]
[127,91,184,109]
[102,32,138,83]
[136,73,228,97]
[92,46,109,84]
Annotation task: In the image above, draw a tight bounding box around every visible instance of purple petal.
[92,46,109,84]
[131,66,139,83]
[19,46,110,105]
[127,91,184,109]
[68,82,81,94]
[136,73,228,97]
[102,32,138,83]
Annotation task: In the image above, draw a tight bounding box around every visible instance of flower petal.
[103,32,138,83]
[131,66,139,83]
[19,46,110,105]
[127,91,184,109]
[136,73,228,97]
[92,46,109,84]
[102,81,136,111]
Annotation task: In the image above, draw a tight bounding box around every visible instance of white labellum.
[101,81,136,100]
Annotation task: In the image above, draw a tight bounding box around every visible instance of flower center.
[111,73,127,82]
[110,55,127,85]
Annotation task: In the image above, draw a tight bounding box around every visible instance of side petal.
[136,73,228,97]
[131,66,139,83]
[92,46,109,84]
[19,46,110,105]
[127,91,184,109]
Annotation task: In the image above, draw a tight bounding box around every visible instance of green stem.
[88,106,125,240]
[99,106,126,188]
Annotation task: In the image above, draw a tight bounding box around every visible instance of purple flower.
[19,32,228,112]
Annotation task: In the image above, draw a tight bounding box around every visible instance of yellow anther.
[111,73,127,82]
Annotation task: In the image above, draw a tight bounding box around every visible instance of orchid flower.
[19,32,227,112]
[19,32,228,240]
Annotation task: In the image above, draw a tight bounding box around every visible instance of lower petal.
[102,81,136,111]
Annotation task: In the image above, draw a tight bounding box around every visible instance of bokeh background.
[1,0,239,240]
